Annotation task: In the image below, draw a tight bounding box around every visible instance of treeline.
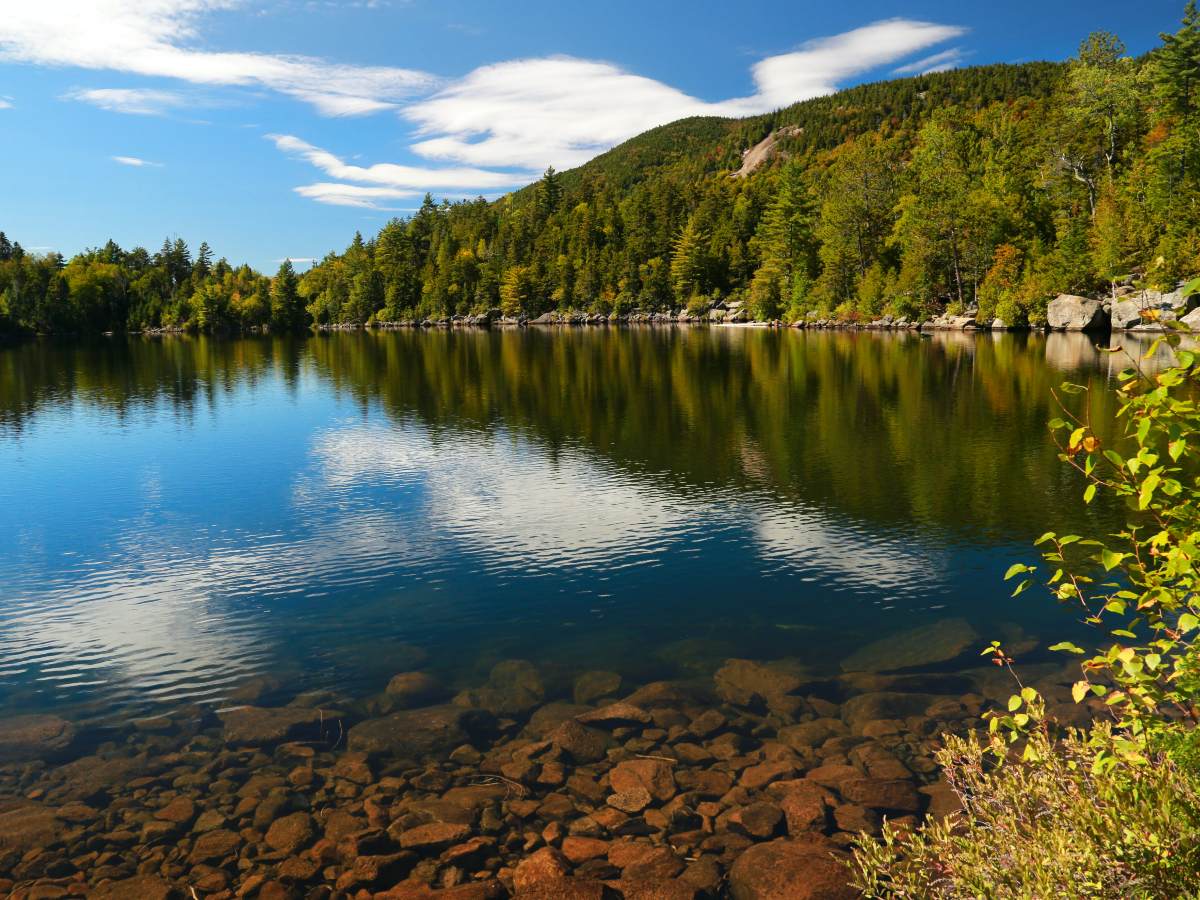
[3,5,1199,334]
[0,233,307,334]
[298,6,1200,328]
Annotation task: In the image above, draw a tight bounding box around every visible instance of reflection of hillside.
[0,330,1123,540]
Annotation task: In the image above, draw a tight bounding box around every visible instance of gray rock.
[1182,306,1200,331]
[1047,294,1108,331]
[219,706,327,746]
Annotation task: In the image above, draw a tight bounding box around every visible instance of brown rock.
[608,841,684,880]
[619,880,700,900]
[385,671,444,708]
[548,720,612,764]
[573,671,622,705]
[772,782,832,835]
[575,702,652,728]
[778,718,848,750]
[609,758,675,803]
[840,692,940,732]
[512,846,570,893]
[189,828,241,864]
[833,803,881,834]
[348,705,496,760]
[727,802,783,839]
[154,797,196,825]
[278,856,322,881]
[740,760,796,791]
[561,836,610,863]
[399,822,472,850]
[220,706,325,746]
[265,813,315,855]
[714,659,807,711]
[920,781,962,820]
[727,837,857,900]
[836,777,921,813]
[0,714,76,762]
[841,618,979,673]
[90,875,176,900]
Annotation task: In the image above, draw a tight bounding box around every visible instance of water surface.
[0,327,1152,724]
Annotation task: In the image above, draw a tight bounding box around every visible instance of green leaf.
[1008,695,1022,711]
[1178,613,1200,634]
[1084,483,1097,504]
[1048,641,1086,654]
[1100,548,1125,571]
[1004,563,1031,580]
[1072,681,1090,703]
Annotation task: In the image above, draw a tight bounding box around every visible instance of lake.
[0,326,1144,725]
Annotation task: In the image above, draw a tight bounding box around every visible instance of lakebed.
[0,327,1144,897]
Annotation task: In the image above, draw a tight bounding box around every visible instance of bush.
[853,329,1200,897]
[853,725,1200,898]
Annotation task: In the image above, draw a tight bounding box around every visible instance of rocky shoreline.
[0,619,1093,899]
[313,286,1198,336]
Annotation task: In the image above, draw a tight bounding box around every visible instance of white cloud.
[0,0,436,116]
[293,182,418,208]
[404,20,967,171]
[112,155,164,167]
[270,133,530,207]
[892,48,966,76]
[0,96,12,109]
[69,87,186,115]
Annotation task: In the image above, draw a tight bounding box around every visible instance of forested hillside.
[3,4,1199,334]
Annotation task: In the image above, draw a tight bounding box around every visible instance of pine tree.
[1158,1,1200,121]
[270,260,304,330]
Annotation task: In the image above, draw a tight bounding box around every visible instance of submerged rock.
[385,671,445,709]
[841,618,979,673]
[219,706,328,746]
[348,705,496,760]
[727,837,857,900]
[0,713,76,762]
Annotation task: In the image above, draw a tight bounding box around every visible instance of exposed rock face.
[348,705,496,760]
[0,714,76,762]
[1047,294,1108,331]
[841,618,980,673]
[219,706,327,746]
[728,837,857,900]
[1182,305,1200,331]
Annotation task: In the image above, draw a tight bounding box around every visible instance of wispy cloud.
[405,20,968,171]
[67,87,187,115]
[0,96,12,109]
[269,133,530,207]
[892,47,967,76]
[0,0,436,116]
[112,155,165,167]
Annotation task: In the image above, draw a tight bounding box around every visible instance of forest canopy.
[3,5,1200,334]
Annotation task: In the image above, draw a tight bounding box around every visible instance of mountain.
[3,9,1199,335]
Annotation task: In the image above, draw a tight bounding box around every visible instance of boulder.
[548,720,612,764]
[385,672,444,709]
[1047,295,1108,331]
[840,692,941,732]
[220,706,326,746]
[348,705,496,760]
[1182,306,1200,332]
[841,618,979,673]
[610,758,676,803]
[90,875,176,900]
[714,659,808,712]
[573,671,622,705]
[0,714,76,762]
[454,660,544,717]
[727,837,857,900]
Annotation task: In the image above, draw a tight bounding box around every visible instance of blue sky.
[0,1,1188,272]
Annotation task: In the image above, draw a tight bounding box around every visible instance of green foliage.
[854,306,1200,896]
[853,725,1200,898]
[5,8,1200,333]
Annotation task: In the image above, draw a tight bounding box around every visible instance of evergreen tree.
[270,260,305,330]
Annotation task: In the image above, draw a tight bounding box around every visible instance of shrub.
[853,327,1200,897]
